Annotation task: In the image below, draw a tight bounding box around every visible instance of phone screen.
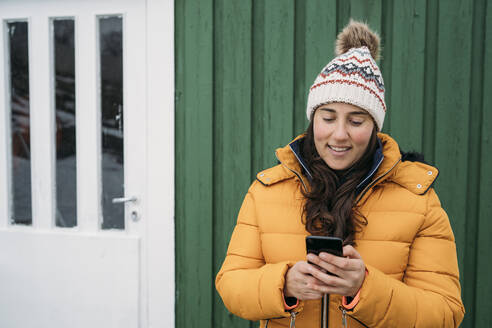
[305,236,343,257]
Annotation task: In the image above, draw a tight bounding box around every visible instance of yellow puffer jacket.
[216,133,465,328]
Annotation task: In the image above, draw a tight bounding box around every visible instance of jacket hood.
[256,133,438,195]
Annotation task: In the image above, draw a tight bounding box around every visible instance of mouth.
[328,145,351,152]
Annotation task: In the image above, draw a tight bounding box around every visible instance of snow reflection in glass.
[8,21,32,225]
[99,16,124,230]
[53,19,77,228]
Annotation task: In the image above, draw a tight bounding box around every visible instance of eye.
[350,120,363,126]
[323,117,335,123]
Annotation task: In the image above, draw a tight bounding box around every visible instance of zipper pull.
[341,308,347,328]
[289,311,297,328]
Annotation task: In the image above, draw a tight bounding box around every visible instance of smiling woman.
[216,19,464,328]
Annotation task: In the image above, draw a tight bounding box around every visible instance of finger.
[307,254,334,273]
[307,253,333,269]
[302,291,324,300]
[318,252,360,272]
[309,268,349,288]
[295,261,317,274]
[343,245,362,259]
[294,268,328,290]
[306,274,333,288]
[309,263,328,274]
[299,278,326,299]
[306,255,334,274]
[309,278,350,295]
[309,256,344,277]
[304,268,361,297]
[306,253,318,264]
[312,285,352,296]
[307,273,357,296]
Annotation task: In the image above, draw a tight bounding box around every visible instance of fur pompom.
[335,19,381,60]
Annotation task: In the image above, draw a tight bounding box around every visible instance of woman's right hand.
[284,261,326,300]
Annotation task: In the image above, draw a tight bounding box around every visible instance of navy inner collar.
[355,137,384,194]
[288,139,313,181]
[289,137,384,195]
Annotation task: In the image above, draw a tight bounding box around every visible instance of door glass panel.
[53,19,77,228]
[99,16,124,230]
[7,21,32,225]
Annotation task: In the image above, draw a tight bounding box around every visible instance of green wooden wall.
[175,0,492,327]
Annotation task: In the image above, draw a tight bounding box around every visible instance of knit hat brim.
[306,78,385,130]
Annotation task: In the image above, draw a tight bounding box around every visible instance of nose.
[332,120,349,141]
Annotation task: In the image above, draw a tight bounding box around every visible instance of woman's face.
[313,102,375,171]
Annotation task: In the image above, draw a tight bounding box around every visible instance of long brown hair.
[301,113,378,246]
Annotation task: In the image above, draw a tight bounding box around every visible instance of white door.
[0,0,174,327]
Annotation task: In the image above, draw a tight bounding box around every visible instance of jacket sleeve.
[215,187,302,321]
[348,188,465,327]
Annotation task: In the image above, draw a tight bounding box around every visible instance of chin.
[325,161,350,171]
[332,165,350,171]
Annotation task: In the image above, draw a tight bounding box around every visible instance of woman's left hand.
[306,245,366,297]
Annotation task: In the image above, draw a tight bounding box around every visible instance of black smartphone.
[306,236,343,275]
[305,236,343,258]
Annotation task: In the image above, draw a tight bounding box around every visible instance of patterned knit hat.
[306,20,386,130]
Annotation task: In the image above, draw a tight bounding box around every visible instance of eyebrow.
[319,108,369,116]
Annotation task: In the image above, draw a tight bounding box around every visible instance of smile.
[328,145,351,152]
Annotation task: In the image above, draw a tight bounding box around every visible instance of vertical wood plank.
[337,0,351,32]
[421,0,438,163]
[251,0,265,180]
[462,1,487,326]
[252,0,295,174]
[349,0,382,33]
[475,1,492,326]
[433,0,473,295]
[380,0,393,134]
[175,0,214,327]
[294,0,337,136]
[212,1,253,327]
[388,0,426,151]
[293,0,307,136]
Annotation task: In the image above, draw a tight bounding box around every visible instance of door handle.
[112,196,137,204]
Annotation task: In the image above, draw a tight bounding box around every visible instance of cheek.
[313,122,325,142]
[312,122,328,154]
[313,119,331,140]
[352,128,373,147]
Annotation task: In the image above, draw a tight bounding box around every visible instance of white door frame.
[0,0,174,326]
[145,0,175,326]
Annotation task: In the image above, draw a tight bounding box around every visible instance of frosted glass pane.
[53,19,77,228]
[99,16,124,230]
[8,21,32,225]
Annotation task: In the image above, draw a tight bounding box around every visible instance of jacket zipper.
[342,308,347,328]
[264,312,297,328]
[289,311,298,328]
[275,153,308,193]
[354,157,401,205]
[339,306,369,328]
